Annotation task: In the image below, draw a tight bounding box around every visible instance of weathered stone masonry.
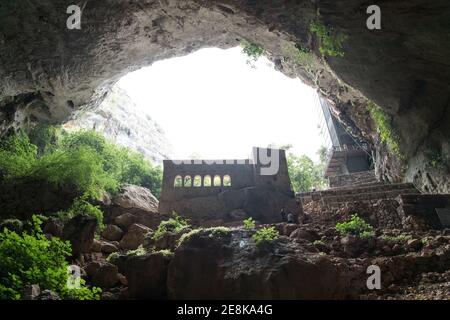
[159,148,301,224]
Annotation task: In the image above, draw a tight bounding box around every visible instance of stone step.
[299,183,417,200]
[397,194,450,229]
[322,188,420,205]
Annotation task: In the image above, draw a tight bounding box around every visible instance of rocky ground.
[31,184,450,300]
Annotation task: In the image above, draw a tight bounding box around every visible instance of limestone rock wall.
[64,86,173,164]
[0,0,449,192]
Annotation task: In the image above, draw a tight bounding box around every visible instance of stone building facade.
[159,148,301,224]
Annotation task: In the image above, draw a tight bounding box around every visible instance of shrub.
[243,217,256,229]
[0,132,37,179]
[57,197,105,231]
[152,213,190,241]
[0,216,101,300]
[125,246,147,257]
[252,227,279,246]
[367,102,402,158]
[241,40,265,61]
[335,214,375,238]
[309,20,346,57]
[0,128,163,200]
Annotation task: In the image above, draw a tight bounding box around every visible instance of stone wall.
[159,148,299,223]
[329,170,378,188]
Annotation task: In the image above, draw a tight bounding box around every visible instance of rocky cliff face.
[64,86,173,164]
[0,0,449,192]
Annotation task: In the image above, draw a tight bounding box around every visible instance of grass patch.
[152,213,190,241]
[177,227,232,248]
[56,197,105,231]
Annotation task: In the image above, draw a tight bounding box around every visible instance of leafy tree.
[287,153,327,192]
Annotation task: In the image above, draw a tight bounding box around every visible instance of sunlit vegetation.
[0,216,101,300]
[0,127,163,199]
[152,213,190,241]
[285,145,328,192]
[252,227,279,246]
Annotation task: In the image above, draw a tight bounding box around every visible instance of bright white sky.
[118,47,326,162]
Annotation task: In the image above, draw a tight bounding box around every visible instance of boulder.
[101,224,124,241]
[290,228,321,242]
[22,284,41,300]
[407,239,423,251]
[167,229,365,299]
[37,290,61,300]
[106,185,161,229]
[120,223,152,250]
[92,262,119,289]
[43,217,63,238]
[114,213,137,230]
[125,252,172,299]
[84,261,102,278]
[101,242,119,254]
[62,215,97,256]
[91,239,102,252]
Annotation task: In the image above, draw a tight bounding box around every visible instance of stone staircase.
[328,170,378,188]
[296,170,450,230]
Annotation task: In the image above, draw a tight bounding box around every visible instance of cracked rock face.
[1,0,449,191]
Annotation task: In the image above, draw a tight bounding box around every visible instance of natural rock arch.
[1,0,449,192]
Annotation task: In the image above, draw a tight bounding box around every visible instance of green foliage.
[28,125,61,155]
[241,40,265,61]
[0,216,101,300]
[152,212,190,241]
[177,227,231,248]
[0,128,163,199]
[125,246,147,257]
[155,249,173,257]
[0,132,37,179]
[367,102,402,158]
[252,227,279,246]
[243,217,256,229]
[309,20,346,57]
[335,214,375,238]
[57,197,105,231]
[287,153,327,192]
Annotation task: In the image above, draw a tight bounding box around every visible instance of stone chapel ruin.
[159,147,301,224]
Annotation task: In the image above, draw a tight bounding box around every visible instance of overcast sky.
[118,47,326,162]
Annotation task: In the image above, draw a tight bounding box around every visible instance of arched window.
[223,175,231,187]
[174,175,183,187]
[213,175,222,187]
[203,175,212,187]
[193,175,202,187]
[184,175,192,187]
